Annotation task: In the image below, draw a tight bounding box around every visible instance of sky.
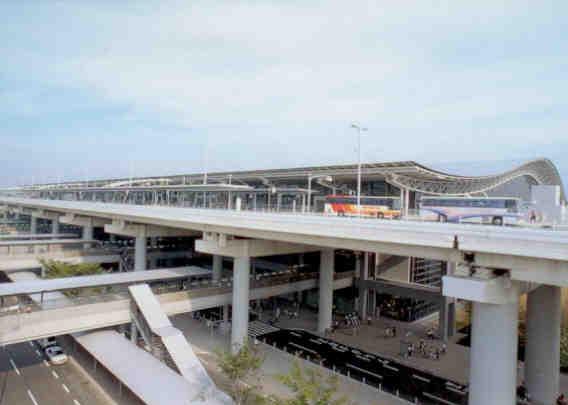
[1,1,567,187]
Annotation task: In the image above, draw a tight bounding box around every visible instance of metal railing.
[0,270,354,317]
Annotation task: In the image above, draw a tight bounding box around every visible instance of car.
[44,345,68,365]
[37,337,57,349]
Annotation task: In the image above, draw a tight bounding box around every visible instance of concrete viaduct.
[1,197,568,405]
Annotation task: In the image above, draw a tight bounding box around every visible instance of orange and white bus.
[324,195,401,219]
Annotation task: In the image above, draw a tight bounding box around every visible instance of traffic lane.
[260,329,468,405]
[7,342,77,405]
[0,346,31,405]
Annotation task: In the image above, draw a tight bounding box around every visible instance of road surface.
[0,341,111,405]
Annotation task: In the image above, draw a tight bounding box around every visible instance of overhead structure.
[386,159,565,200]
[8,158,565,203]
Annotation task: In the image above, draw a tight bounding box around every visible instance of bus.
[324,195,401,219]
[418,197,522,225]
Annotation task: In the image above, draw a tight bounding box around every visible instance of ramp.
[128,284,230,403]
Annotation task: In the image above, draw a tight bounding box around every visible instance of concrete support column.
[130,322,138,343]
[318,249,334,334]
[438,297,456,341]
[51,218,60,235]
[82,221,93,249]
[231,256,250,353]
[223,305,229,322]
[212,255,223,282]
[134,233,147,271]
[525,285,562,405]
[30,216,38,234]
[469,298,519,405]
[358,253,369,320]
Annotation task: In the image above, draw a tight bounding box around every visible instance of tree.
[561,327,568,369]
[215,344,265,405]
[39,259,107,297]
[273,361,355,405]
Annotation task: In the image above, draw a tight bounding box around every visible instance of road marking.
[35,350,42,357]
[51,370,59,379]
[62,383,70,394]
[9,358,21,376]
[27,390,39,405]
[73,400,81,405]
[43,359,50,367]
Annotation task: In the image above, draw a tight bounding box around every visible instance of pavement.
[171,313,408,405]
[274,305,568,394]
[0,341,112,405]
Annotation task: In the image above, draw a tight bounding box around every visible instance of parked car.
[37,337,57,349]
[44,345,68,365]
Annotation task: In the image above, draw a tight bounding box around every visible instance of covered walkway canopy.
[0,266,210,297]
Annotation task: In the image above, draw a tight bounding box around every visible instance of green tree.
[39,259,107,297]
[561,327,568,369]
[215,344,265,405]
[273,361,355,405]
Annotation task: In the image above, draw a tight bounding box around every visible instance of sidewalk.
[274,307,568,393]
[171,313,408,405]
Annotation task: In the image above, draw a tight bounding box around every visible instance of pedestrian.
[441,343,447,354]
[426,328,434,340]
[517,382,530,403]
[557,393,567,405]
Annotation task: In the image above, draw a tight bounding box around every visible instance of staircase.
[119,248,134,272]
[128,284,231,404]
[376,255,408,276]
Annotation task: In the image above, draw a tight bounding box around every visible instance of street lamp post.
[307,174,333,213]
[351,124,368,216]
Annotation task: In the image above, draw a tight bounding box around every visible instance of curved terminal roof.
[17,158,565,202]
[386,158,566,201]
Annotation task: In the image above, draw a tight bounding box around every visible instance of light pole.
[351,124,368,216]
[307,174,332,213]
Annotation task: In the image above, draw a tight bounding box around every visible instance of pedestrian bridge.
[0,269,353,345]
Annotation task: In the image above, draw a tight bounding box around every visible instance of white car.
[44,345,68,365]
[37,337,57,349]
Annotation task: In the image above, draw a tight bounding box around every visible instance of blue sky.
[1,1,567,186]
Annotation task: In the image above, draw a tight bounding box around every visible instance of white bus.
[418,197,522,225]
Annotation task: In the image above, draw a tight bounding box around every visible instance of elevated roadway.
[2,198,568,283]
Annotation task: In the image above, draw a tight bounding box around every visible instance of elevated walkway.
[358,278,443,303]
[0,233,77,240]
[3,271,232,405]
[0,272,353,345]
[129,284,228,403]
[0,249,121,273]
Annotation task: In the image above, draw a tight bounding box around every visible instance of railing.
[0,245,121,259]
[20,193,567,230]
[0,270,354,317]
